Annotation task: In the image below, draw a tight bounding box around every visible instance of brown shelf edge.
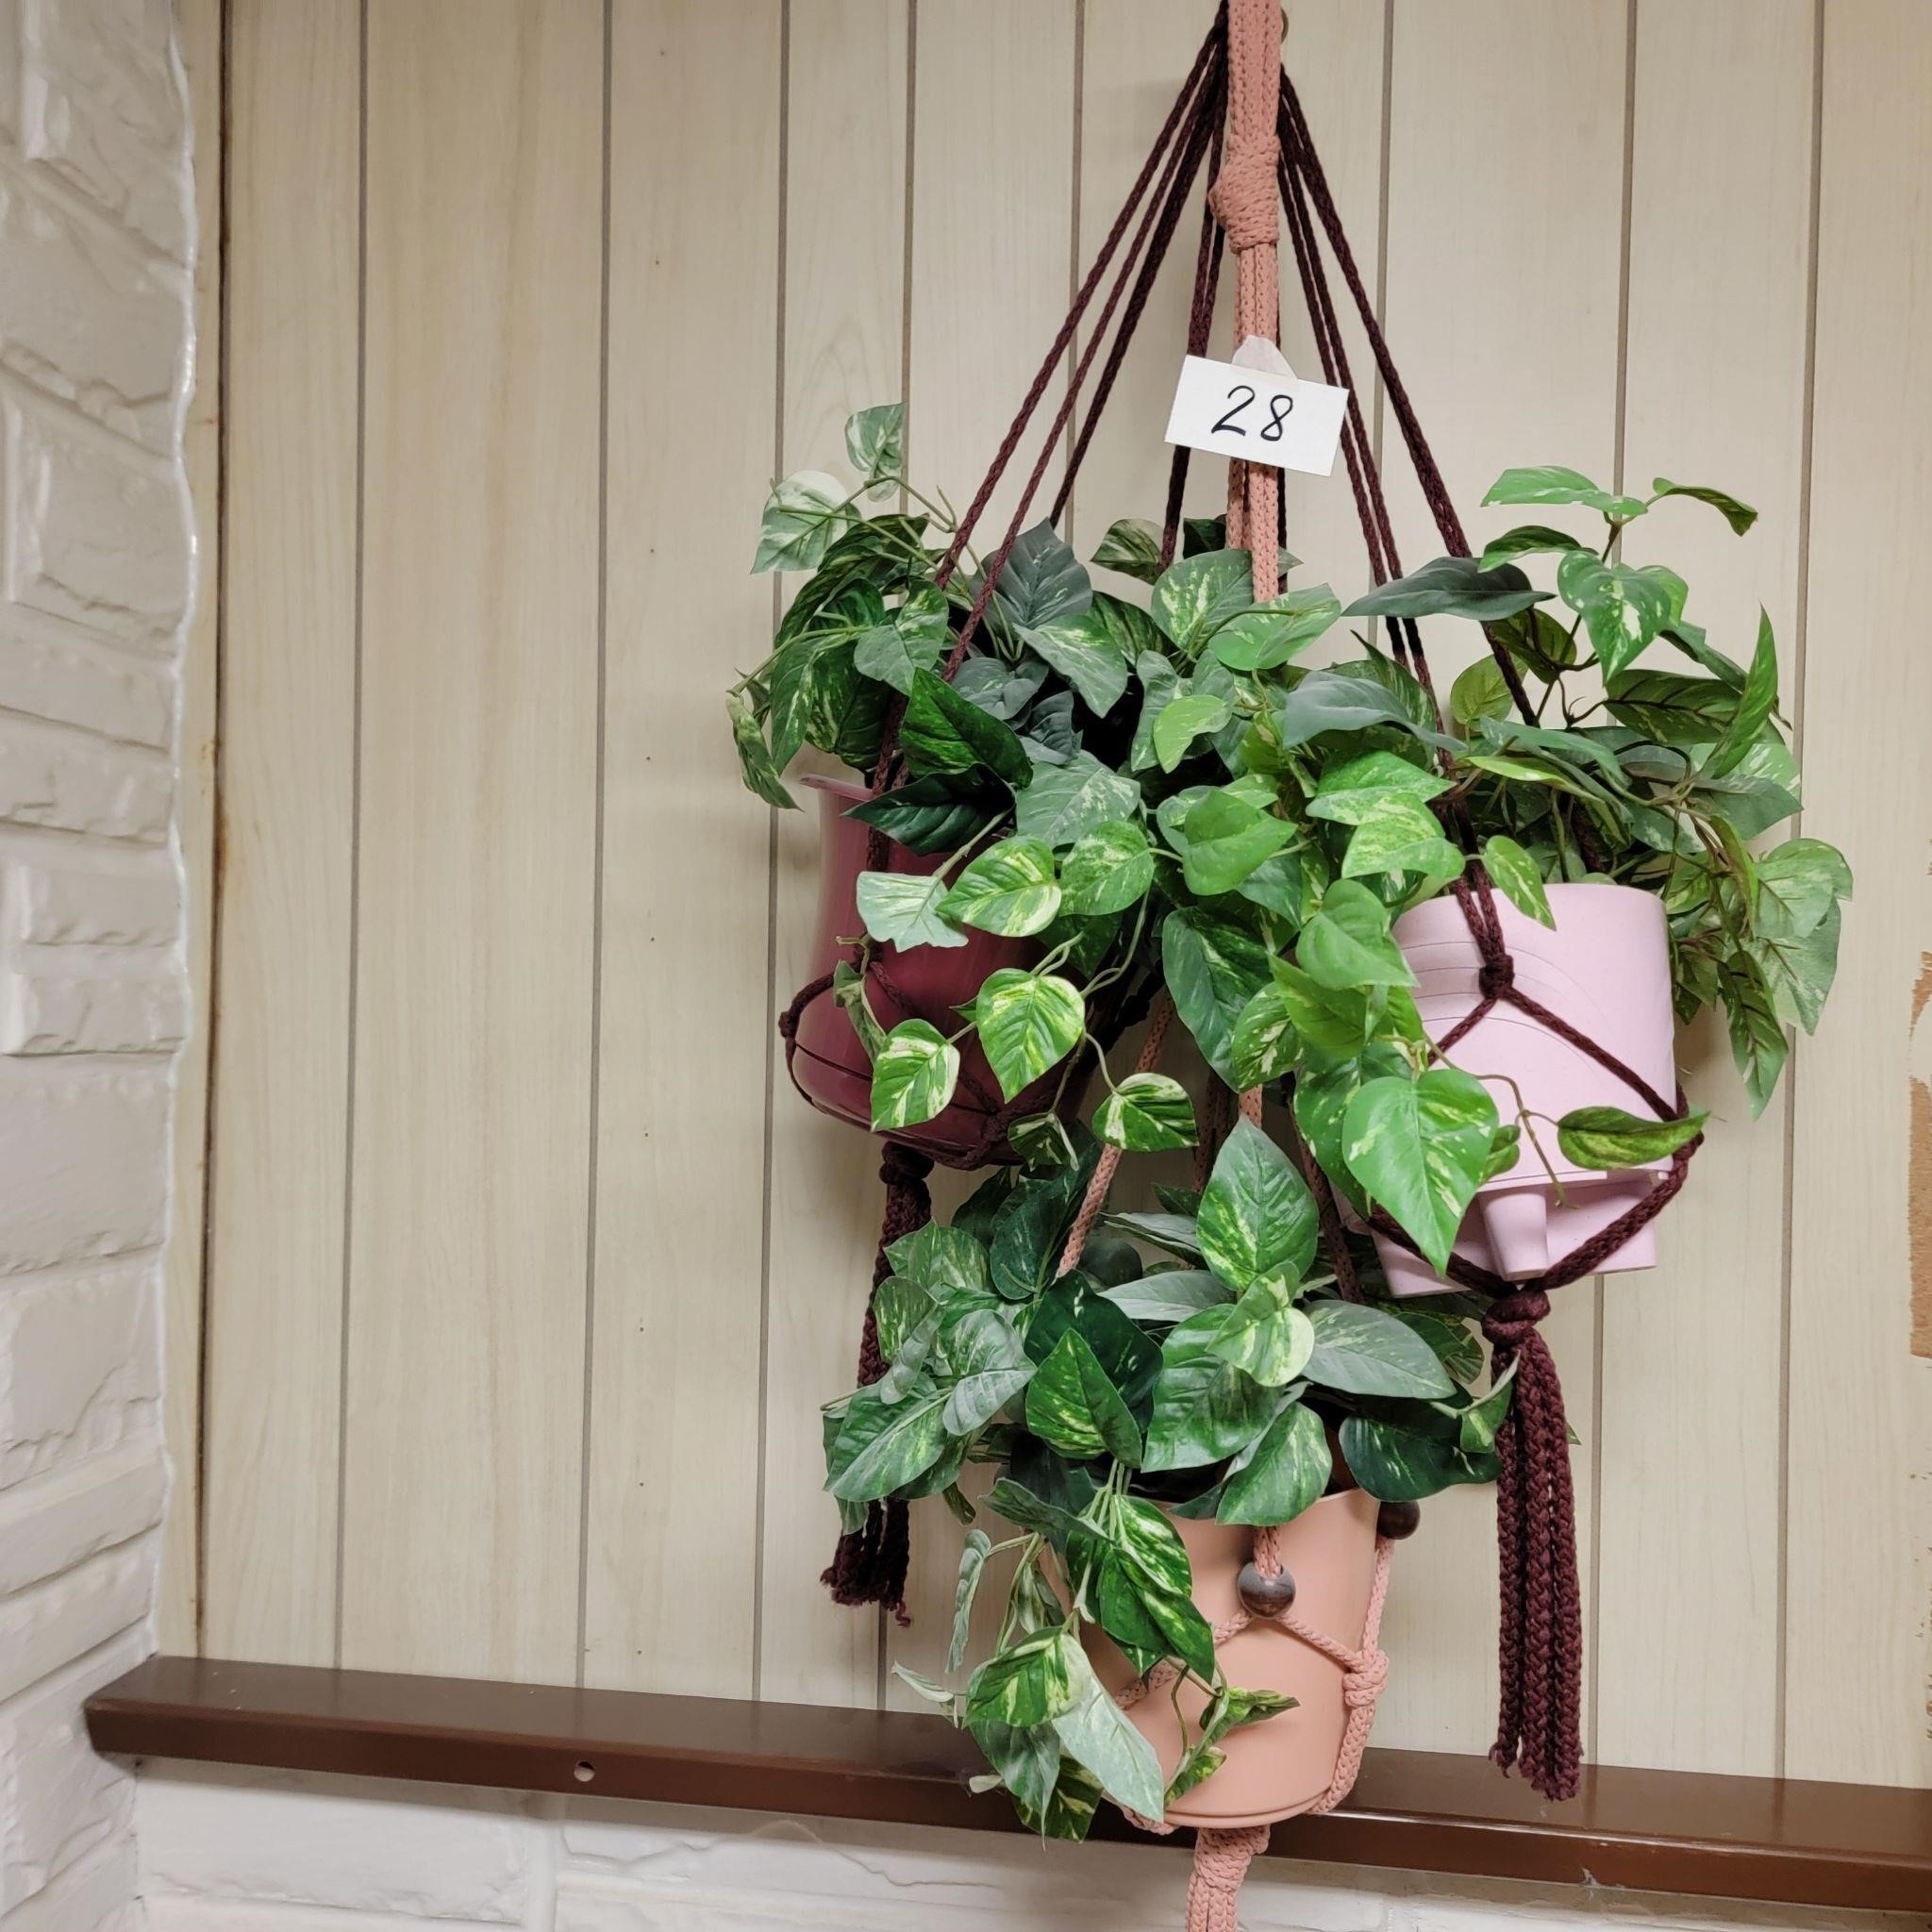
[86,1657,1931,1915]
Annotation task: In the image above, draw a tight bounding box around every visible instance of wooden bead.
[1237,1561,1295,1615]
[1377,1498,1422,1541]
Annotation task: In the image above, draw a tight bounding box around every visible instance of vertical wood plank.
[1595,0,1815,1775]
[162,0,224,1655]
[586,0,781,1699]
[758,0,908,1711]
[201,0,360,1668]
[341,0,603,1680]
[1373,0,1629,1756]
[884,0,1078,1703]
[1784,0,1932,1788]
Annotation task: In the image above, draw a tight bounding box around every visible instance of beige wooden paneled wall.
[181,0,1932,1788]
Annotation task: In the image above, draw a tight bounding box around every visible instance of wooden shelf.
[87,1657,1932,1914]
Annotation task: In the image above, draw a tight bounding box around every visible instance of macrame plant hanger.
[776,0,1705,1843]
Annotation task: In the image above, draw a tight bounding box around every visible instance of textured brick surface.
[132,1776,1920,1932]
[0,0,192,1925]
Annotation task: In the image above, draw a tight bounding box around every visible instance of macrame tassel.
[1184,1825,1271,1932]
[821,1143,934,1622]
[1482,1288,1583,1801]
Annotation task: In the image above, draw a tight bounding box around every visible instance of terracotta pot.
[789,775,1089,1162]
[1354,881,1677,1295]
[1085,1489,1383,1828]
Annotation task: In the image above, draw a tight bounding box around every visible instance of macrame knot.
[1342,1645,1389,1708]
[1209,132,1280,250]
[879,1141,934,1195]
[1482,1286,1550,1349]
[1477,954,1516,999]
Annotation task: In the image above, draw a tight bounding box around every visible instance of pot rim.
[802,772,869,804]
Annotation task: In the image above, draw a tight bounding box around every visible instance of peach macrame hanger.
[1052,7,1394,1926]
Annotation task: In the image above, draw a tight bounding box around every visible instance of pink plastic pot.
[790,775,1088,1162]
[1356,882,1677,1296]
[1085,1490,1383,1827]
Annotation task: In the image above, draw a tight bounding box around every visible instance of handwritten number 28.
[1211,384,1293,441]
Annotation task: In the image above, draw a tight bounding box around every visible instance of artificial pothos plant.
[820,1121,1497,1838]
[727,403,1850,1835]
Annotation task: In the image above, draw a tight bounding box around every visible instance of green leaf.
[1152,691,1235,772]
[1557,1104,1707,1170]
[1650,476,1758,534]
[1152,548,1259,654]
[973,969,1087,1099]
[1197,1117,1319,1288]
[888,1222,993,1297]
[753,469,854,572]
[1099,1209,1204,1264]
[871,1021,961,1129]
[1208,586,1341,671]
[1483,464,1645,522]
[972,1717,1064,1829]
[941,838,1062,938]
[1307,749,1450,825]
[1450,658,1513,732]
[1100,1270,1232,1324]
[1069,1491,1215,1679]
[1341,794,1463,881]
[1220,1399,1331,1525]
[1094,1072,1198,1152]
[967,1626,1080,1729]
[856,868,969,950]
[1059,820,1153,915]
[1227,981,1300,1089]
[853,585,951,693]
[1718,949,1789,1115]
[1274,670,1453,750]
[826,1382,950,1500]
[1026,1330,1143,1463]
[1701,609,1779,779]
[986,1477,1079,1542]
[900,669,1035,786]
[1018,614,1131,717]
[1051,1648,1167,1823]
[725,692,799,808]
[1746,904,1842,1034]
[1091,517,1165,584]
[1339,1412,1497,1501]
[1205,1276,1316,1387]
[1491,605,1579,680]
[1160,908,1274,1086]
[845,402,905,487]
[1481,834,1554,926]
[1475,524,1591,571]
[1556,553,1675,678]
[768,592,889,767]
[1181,790,1293,894]
[1270,963,1372,1061]
[846,774,999,857]
[1341,1067,1498,1272]
[1142,1310,1278,1471]
[1344,555,1550,623]
[991,523,1092,629]
[954,655,1047,719]
[1457,1363,1517,1454]
[1603,668,1739,745]
[950,1528,992,1671]
[1298,879,1417,991]
[1305,1298,1456,1398]
[1014,750,1141,848]
[871,1274,932,1362]
[1753,837,1853,940]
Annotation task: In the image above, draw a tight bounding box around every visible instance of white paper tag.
[1164,348,1348,477]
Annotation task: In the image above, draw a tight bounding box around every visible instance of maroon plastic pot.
[790,775,1088,1163]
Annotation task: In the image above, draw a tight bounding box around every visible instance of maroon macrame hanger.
[1273,72,1705,1801]
[792,7,1231,1620]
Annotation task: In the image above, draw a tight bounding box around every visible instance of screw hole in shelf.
[573,1759,595,1784]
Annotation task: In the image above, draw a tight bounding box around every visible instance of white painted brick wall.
[0,0,193,1928]
[129,1772,1924,1932]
